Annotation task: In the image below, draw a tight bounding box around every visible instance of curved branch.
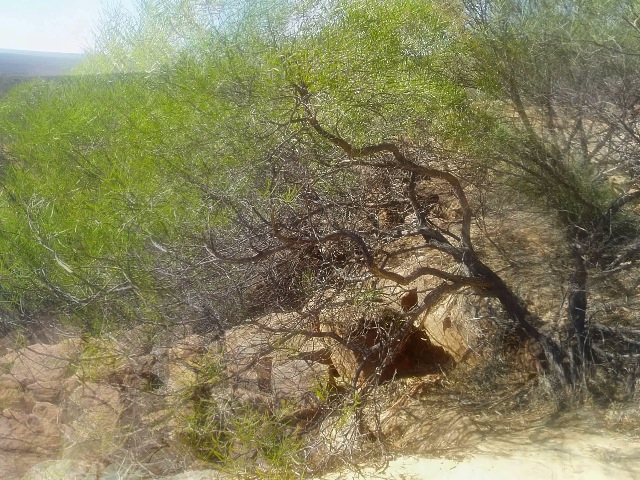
[272,214,489,289]
[204,243,290,264]
[599,190,640,229]
[294,82,474,251]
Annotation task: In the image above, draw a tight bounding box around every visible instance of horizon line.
[0,47,85,57]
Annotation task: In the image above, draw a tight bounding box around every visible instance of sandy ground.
[320,426,640,480]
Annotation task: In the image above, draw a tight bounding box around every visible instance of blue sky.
[0,0,137,53]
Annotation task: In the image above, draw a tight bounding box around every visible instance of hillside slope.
[0,49,82,95]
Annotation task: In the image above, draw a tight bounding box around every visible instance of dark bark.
[294,83,571,383]
[568,246,588,357]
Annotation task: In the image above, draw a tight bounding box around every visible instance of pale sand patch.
[319,428,640,480]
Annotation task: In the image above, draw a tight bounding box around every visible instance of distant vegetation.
[0,76,28,96]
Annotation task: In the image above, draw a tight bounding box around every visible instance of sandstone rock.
[64,376,81,395]
[419,295,497,361]
[169,335,207,362]
[0,451,42,480]
[161,335,212,394]
[99,462,148,479]
[223,387,272,411]
[224,314,333,393]
[0,375,34,412]
[166,362,198,394]
[0,350,17,374]
[66,382,121,418]
[320,304,452,384]
[133,353,159,381]
[63,382,122,458]
[271,359,335,409]
[319,305,403,383]
[157,470,230,480]
[0,390,34,413]
[0,408,62,454]
[26,379,65,404]
[223,323,277,391]
[307,410,363,464]
[5,339,81,387]
[31,402,60,422]
[0,373,23,390]
[361,237,495,363]
[1,345,80,407]
[21,459,99,480]
[325,341,363,385]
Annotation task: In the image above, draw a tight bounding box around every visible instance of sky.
[0,0,137,54]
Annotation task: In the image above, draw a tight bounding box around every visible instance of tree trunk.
[567,244,588,382]
[465,252,570,385]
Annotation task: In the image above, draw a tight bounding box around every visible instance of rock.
[162,335,211,394]
[0,451,42,480]
[63,382,122,458]
[0,390,35,413]
[0,375,34,412]
[26,379,65,404]
[4,339,81,387]
[320,304,452,384]
[112,398,186,478]
[223,318,285,391]
[31,402,60,422]
[166,362,198,394]
[0,341,81,407]
[0,408,62,454]
[419,295,496,361]
[306,410,364,464]
[73,338,128,384]
[133,353,159,384]
[66,382,121,419]
[98,462,148,479]
[21,459,99,480]
[103,361,162,391]
[157,470,230,480]
[325,340,362,385]
[271,359,335,410]
[169,335,208,362]
[0,349,16,373]
[319,306,401,383]
[224,313,336,395]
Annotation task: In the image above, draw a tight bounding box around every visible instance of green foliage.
[463,0,640,233]
[183,398,304,478]
[0,0,636,468]
[73,337,125,382]
[0,0,481,324]
[0,0,637,329]
[178,353,304,478]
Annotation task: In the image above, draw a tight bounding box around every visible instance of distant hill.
[0,49,84,96]
[0,49,83,76]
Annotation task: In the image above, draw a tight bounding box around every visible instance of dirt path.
[319,422,640,479]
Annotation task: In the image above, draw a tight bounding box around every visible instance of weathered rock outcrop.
[0,289,496,480]
[223,314,337,412]
[0,333,203,479]
[317,303,453,385]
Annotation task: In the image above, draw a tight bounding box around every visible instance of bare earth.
[320,425,640,480]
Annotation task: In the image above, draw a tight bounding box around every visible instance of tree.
[463,0,640,385]
[0,0,638,396]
